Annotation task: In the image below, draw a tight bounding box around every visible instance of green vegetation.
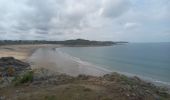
[16,85,103,100]
[12,71,33,86]
[1,70,169,100]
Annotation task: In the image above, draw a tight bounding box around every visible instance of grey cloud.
[124,22,140,29]
[0,0,169,42]
[101,0,130,18]
[1,0,125,40]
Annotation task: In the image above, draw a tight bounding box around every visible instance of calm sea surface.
[59,43,170,85]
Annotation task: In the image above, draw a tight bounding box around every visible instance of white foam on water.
[56,48,112,74]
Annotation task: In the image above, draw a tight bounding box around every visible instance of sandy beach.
[0,44,61,60]
[0,44,110,76]
[28,48,110,76]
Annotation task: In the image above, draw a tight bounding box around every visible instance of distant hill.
[62,39,116,46]
[0,39,128,46]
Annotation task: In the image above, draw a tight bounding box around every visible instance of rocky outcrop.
[0,57,30,76]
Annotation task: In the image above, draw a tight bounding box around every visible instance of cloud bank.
[0,0,170,42]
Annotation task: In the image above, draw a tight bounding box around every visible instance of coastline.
[28,47,111,76]
[56,49,170,88]
[0,44,170,88]
[58,46,170,88]
[0,44,62,61]
[0,44,170,99]
[0,44,109,76]
[29,46,170,88]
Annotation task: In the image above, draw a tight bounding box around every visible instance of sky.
[0,0,170,42]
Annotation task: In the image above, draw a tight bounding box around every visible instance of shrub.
[13,71,33,86]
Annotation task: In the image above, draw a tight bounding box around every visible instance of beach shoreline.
[0,44,170,88]
[28,47,111,76]
[0,44,110,76]
[0,44,170,100]
[0,44,62,60]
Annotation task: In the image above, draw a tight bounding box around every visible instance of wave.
[154,80,170,86]
[56,48,112,73]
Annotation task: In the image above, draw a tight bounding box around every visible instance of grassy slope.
[0,72,170,100]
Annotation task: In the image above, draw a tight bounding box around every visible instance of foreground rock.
[0,57,30,76]
[0,57,30,87]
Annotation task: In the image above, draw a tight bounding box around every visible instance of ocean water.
[59,43,170,86]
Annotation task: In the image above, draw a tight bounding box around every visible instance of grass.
[15,84,104,100]
[1,71,169,100]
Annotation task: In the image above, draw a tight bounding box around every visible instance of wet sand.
[28,48,111,76]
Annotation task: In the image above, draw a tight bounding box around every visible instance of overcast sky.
[0,0,170,42]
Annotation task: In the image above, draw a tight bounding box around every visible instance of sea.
[58,43,170,86]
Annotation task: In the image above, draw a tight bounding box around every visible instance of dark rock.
[0,57,30,68]
[0,57,30,76]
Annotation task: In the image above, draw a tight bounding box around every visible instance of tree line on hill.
[0,39,128,46]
